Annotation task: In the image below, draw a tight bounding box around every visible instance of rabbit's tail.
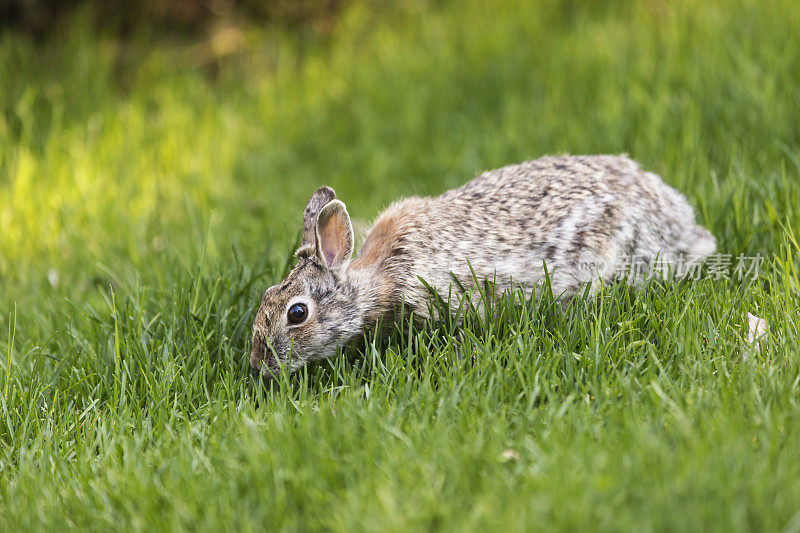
[685,225,717,259]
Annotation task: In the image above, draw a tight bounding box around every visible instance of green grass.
[2,0,800,529]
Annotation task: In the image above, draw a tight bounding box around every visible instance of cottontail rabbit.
[250,155,715,377]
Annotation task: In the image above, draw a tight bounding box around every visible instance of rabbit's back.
[374,155,715,312]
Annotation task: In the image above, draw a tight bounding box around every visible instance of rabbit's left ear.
[315,200,354,269]
[301,186,337,248]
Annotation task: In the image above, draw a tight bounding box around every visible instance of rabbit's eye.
[287,303,308,325]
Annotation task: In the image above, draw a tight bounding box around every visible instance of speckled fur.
[250,155,716,377]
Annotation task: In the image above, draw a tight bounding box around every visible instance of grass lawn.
[2,0,800,529]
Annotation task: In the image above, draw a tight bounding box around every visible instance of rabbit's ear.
[302,186,337,248]
[315,200,354,269]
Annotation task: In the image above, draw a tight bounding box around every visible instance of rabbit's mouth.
[249,334,283,380]
[289,358,306,374]
[250,354,304,380]
[252,365,276,382]
[251,356,281,381]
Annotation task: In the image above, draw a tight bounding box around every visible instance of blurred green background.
[3,0,796,295]
[2,0,800,529]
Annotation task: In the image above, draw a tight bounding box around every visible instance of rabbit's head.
[250,186,358,379]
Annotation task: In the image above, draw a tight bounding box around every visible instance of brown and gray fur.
[250,155,716,378]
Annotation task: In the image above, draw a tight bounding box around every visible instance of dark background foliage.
[0,0,346,37]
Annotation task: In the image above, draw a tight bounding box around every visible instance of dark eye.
[287,303,308,325]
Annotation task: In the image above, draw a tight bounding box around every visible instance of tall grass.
[1,0,799,529]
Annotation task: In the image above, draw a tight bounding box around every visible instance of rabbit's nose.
[249,335,263,370]
[250,336,280,379]
[249,349,262,373]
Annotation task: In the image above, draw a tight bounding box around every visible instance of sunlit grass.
[1,0,800,529]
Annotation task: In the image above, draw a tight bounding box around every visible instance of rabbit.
[249,154,716,378]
